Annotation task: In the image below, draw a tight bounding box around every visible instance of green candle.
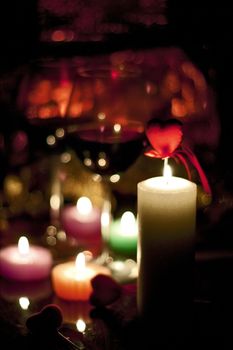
[109,211,138,257]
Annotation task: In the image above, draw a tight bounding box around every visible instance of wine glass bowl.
[67,118,145,179]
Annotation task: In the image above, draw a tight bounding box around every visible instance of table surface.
[1,249,233,349]
[1,215,233,349]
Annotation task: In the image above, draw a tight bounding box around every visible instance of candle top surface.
[138,176,196,192]
[0,245,52,264]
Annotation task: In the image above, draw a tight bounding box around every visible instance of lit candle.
[51,252,110,301]
[137,160,197,321]
[109,211,138,257]
[0,236,53,281]
[60,197,101,243]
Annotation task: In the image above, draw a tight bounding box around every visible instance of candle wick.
[163,157,172,184]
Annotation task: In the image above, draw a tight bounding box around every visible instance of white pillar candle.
[137,162,197,330]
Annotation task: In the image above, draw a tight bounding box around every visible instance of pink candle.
[0,236,53,281]
[60,197,101,242]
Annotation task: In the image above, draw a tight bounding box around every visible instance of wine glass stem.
[97,179,112,265]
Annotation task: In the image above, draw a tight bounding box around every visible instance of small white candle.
[137,161,197,321]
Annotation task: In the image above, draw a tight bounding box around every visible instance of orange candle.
[52,252,110,301]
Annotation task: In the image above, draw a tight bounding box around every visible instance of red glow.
[51,30,66,42]
[111,70,119,80]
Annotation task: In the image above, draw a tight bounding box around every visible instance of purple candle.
[60,197,101,242]
[0,236,52,281]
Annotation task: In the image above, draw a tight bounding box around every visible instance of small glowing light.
[46,135,56,146]
[50,194,61,211]
[76,319,86,332]
[92,174,102,182]
[98,158,107,167]
[57,230,67,241]
[84,158,92,167]
[18,236,30,256]
[76,197,93,216]
[46,236,57,246]
[113,123,121,133]
[120,211,137,236]
[61,152,71,163]
[110,174,120,183]
[97,112,106,120]
[46,225,57,236]
[163,158,172,182]
[19,297,30,310]
[55,128,65,138]
[4,175,23,196]
[111,70,119,79]
[51,30,66,42]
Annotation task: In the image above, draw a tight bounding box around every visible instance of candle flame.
[18,236,30,256]
[120,211,137,236]
[76,197,93,216]
[163,158,172,183]
[76,319,86,332]
[75,252,86,275]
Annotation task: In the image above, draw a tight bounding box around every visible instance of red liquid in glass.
[68,122,144,176]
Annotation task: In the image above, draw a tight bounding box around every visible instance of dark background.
[0,0,232,148]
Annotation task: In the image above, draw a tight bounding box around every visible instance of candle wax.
[60,205,101,241]
[0,245,52,281]
[52,261,110,301]
[109,219,137,257]
[137,176,197,319]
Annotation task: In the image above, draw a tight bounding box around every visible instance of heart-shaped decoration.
[145,118,183,158]
[26,304,63,334]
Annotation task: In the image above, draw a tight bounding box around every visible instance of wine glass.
[63,58,149,278]
[66,116,145,273]
[16,58,77,233]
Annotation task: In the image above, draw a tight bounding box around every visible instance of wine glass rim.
[67,118,145,134]
[76,63,141,79]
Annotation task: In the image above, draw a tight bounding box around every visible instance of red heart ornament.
[145,118,183,158]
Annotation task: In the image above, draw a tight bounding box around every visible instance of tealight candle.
[0,236,53,281]
[52,252,110,301]
[60,197,101,242]
[109,211,138,257]
[137,160,197,321]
